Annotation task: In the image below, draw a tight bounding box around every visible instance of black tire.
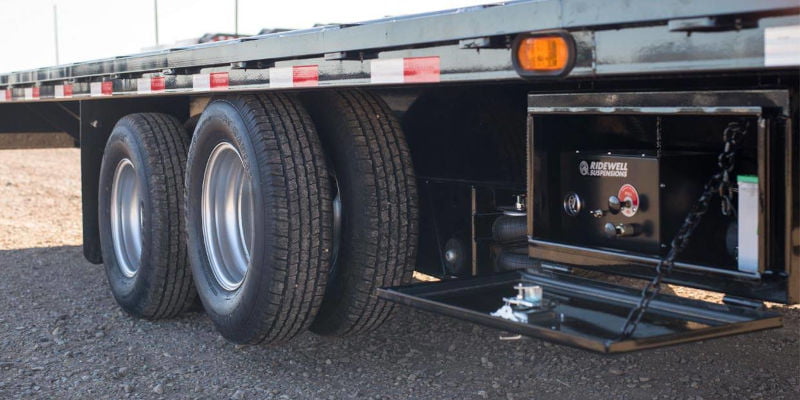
[185,94,333,344]
[98,113,196,319]
[492,215,527,243]
[303,89,418,336]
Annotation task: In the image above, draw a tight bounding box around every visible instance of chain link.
[656,116,663,158]
[617,121,749,340]
[718,122,748,216]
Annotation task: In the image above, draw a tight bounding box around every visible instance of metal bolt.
[444,249,457,263]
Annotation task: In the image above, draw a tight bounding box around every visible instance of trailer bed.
[1,0,798,103]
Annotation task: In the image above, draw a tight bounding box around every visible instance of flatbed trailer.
[0,0,798,353]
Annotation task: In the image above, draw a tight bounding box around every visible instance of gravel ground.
[0,148,798,400]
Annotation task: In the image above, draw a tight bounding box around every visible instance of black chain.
[617,121,749,340]
[656,116,663,158]
[718,122,746,216]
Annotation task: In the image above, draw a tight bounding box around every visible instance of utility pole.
[234,0,239,36]
[53,4,60,65]
[154,0,160,46]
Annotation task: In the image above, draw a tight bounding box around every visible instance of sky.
[0,0,492,73]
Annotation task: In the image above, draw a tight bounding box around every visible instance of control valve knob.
[608,195,632,214]
[604,222,640,238]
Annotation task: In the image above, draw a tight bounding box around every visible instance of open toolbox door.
[378,271,781,353]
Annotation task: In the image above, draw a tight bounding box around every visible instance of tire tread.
[200,94,332,344]
[307,89,418,336]
[102,112,196,319]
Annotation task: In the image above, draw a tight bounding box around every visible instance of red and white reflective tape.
[54,84,73,98]
[370,57,440,84]
[137,76,166,94]
[269,65,319,88]
[24,87,40,100]
[90,81,113,97]
[192,72,229,91]
[0,57,443,102]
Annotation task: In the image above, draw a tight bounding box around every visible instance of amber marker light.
[512,31,576,78]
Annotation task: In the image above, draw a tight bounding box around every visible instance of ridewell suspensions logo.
[578,160,628,177]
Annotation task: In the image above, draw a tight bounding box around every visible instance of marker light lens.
[517,36,569,71]
[512,32,575,77]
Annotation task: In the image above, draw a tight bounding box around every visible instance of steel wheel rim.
[330,175,342,272]
[110,158,142,278]
[201,142,254,291]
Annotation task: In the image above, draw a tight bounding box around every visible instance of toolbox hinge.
[722,295,766,310]
[539,262,572,274]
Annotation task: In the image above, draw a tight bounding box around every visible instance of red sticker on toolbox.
[618,184,640,217]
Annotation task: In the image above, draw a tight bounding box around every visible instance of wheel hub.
[110,158,143,278]
[201,142,254,291]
